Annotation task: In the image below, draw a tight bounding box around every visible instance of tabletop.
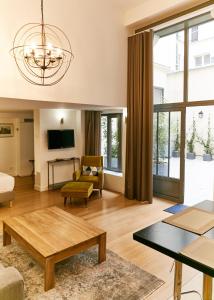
[133,200,214,277]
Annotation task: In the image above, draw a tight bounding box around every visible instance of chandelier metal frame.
[10,0,74,86]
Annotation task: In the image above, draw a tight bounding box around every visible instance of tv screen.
[47,129,75,149]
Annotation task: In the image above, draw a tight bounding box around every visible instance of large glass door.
[153,12,214,204]
[153,108,185,202]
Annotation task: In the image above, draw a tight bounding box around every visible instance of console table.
[47,157,80,190]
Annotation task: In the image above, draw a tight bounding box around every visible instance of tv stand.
[47,157,80,190]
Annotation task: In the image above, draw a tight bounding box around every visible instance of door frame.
[153,105,186,203]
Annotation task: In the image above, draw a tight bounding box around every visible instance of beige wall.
[0,111,33,176]
[0,0,128,108]
[104,172,124,194]
[34,109,84,191]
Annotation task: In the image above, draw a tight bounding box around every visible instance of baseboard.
[34,184,48,192]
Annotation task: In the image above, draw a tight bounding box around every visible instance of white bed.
[0,172,15,207]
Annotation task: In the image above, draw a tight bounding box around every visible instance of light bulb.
[56,48,63,58]
[24,46,31,57]
[47,43,53,50]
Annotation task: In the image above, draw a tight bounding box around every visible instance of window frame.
[101,113,122,173]
[154,12,214,104]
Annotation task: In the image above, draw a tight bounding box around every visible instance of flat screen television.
[47,129,75,149]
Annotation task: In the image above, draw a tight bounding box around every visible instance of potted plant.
[172,118,180,158]
[186,117,196,160]
[198,115,213,161]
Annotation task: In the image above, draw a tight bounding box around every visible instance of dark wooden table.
[133,200,214,300]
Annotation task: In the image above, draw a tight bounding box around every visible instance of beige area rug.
[0,236,164,300]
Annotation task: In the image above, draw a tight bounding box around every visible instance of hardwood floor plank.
[0,176,206,299]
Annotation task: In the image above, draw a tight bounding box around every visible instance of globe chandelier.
[10,0,74,86]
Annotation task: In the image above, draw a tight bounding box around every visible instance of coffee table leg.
[3,224,11,246]
[98,232,106,263]
[45,258,55,291]
[174,261,182,300]
[203,274,212,300]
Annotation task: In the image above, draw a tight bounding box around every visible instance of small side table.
[47,157,80,190]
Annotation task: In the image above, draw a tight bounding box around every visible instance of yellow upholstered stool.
[61,182,93,207]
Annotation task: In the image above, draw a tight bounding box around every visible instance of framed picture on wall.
[0,123,14,137]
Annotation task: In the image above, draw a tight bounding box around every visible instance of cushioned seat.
[79,175,99,184]
[61,181,93,206]
[73,156,104,196]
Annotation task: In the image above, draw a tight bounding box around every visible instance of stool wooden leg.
[64,197,67,206]
[174,261,182,300]
[203,275,212,300]
[84,198,88,207]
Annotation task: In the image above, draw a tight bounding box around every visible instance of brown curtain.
[125,31,153,203]
[85,111,101,155]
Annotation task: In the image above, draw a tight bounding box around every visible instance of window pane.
[110,117,120,170]
[188,20,214,101]
[157,112,169,176]
[101,114,122,172]
[169,112,180,179]
[185,106,214,203]
[154,31,184,104]
[153,113,157,175]
[191,26,198,42]
[101,116,107,168]
[195,56,202,67]
[204,54,210,65]
[154,87,164,105]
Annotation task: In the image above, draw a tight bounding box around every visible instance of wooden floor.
[0,177,206,300]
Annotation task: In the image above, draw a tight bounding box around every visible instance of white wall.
[0,0,127,108]
[104,172,124,194]
[34,109,84,191]
[0,111,33,176]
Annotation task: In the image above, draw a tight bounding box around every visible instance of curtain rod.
[135,0,214,34]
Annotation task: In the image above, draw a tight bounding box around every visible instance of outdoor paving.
[170,157,214,206]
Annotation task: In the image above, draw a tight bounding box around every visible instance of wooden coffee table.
[3,206,106,291]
